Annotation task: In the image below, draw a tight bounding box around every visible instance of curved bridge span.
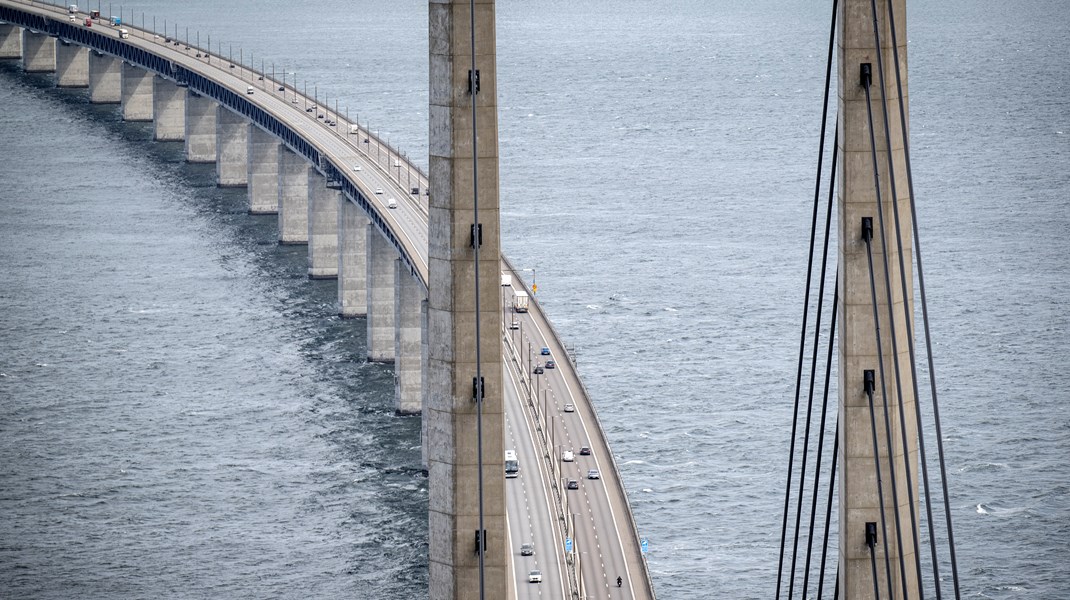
[0,1,655,598]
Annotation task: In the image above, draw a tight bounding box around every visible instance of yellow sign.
[532,284,537,293]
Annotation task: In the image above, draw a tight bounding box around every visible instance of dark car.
[566,479,579,490]
[534,365,544,375]
[545,359,556,369]
[579,445,591,456]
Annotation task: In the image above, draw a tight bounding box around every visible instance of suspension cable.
[881,3,963,595]
[817,411,840,600]
[776,1,839,596]
[866,522,882,600]
[865,2,927,593]
[466,0,486,597]
[862,217,898,600]
[804,271,839,598]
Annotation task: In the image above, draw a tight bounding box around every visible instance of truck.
[348,124,360,135]
[110,16,121,26]
[500,272,512,287]
[118,28,129,39]
[513,290,529,313]
[504,450,519,478]
[68,4,77,14]
[90,9,100,19]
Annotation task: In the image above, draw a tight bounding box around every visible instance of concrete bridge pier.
[55,42,88,87]
[216,108,248,187]
[366,227,397,362]
[184,91,217,163]
[121,62,153,121]
[306,173,339,279]
[277,147,309,244]
[247,127,279,214]
[394,263,425,415]
[152,77,185,141]
[0,23,22,59]
[337,200,369,317]
[88,52,121,103]
[21,30,55,73]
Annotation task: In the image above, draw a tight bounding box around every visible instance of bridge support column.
[121,62,153,122]
[837,0,919,599]
[338,199,369,317]
[216,108,248,187]
[0,24,22,60]
[426,1,507,598]
[88,52,121,103]
[55,43,88,87]
[247,126,279,214]
[306,172,339,279]
[184,92,217,163]
[394,263,425,415]
[277,147,309,244]
[21,30,55,73]
[366,227,396,362]
[153,77,185,141]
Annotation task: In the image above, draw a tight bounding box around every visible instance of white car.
[563,403,575,413]
[375,187,383,195]
[587,469,600,480]
[562,450,574,462]
[352,164,362,171]
[528,570,542,583]
[387,198,397,209]
[509,320,520,330]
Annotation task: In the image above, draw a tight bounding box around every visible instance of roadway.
[8,3,652,596]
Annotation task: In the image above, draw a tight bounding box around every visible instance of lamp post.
[522,268,537,294]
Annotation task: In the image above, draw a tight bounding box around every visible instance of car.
[540,347,551,356]
[562,450,574,462]
[579,445,591,456]
[278,85,285,91]
[545,359,556,369]
[387,198,397,209]
[306,107,313,112]
[291,98,299,104]
[563,403,575,413]
[566,479,579,490]
[509,320,519,330]
[533,365,544,375]
[520,542,534,556]
[352,164,362,171]
[587,469,600,480]
[528,570,542,583]
[375,187,384,195]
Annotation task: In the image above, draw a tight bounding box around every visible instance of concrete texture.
[152,76,185,141]
[22,30,55,73]
[88,52,121,103]
[337,199,369,317]
[121,62,153,122]
[247,126,279,214]
[426,1,508,598]
[306,171,339,278]
[366,226,397,362]
[277,147,309,244]
[0,24,21,60]
[394,263,425,414]
[836,0,919,598]
[55,43,88,87]
[215,107,248,187]
[184,92,217,163]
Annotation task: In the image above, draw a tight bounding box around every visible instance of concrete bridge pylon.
[426,0,507,598]
[837,0,920,598]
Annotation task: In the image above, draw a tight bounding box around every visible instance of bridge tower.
[426,0,507,599]
[838,0,920,598]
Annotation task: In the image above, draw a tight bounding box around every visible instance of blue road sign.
[565,538,573,553]
[640,538,649,553]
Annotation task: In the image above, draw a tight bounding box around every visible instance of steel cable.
[776,0,839,596]
[865,2,927,594]
[880,3,963,596]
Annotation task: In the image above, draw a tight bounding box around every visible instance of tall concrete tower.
[837,0,920,598]
[426,0,507,598]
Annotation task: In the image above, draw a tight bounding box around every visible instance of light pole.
[522,268,537,294]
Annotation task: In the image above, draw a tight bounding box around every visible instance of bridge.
[0,1,654,598]
[2,0,969,598]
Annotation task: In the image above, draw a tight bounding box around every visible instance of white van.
[348,124,360,135]
[387,198,397,209]
[246,86,254,95]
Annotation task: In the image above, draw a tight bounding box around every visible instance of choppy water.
[2,1,1068,598]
